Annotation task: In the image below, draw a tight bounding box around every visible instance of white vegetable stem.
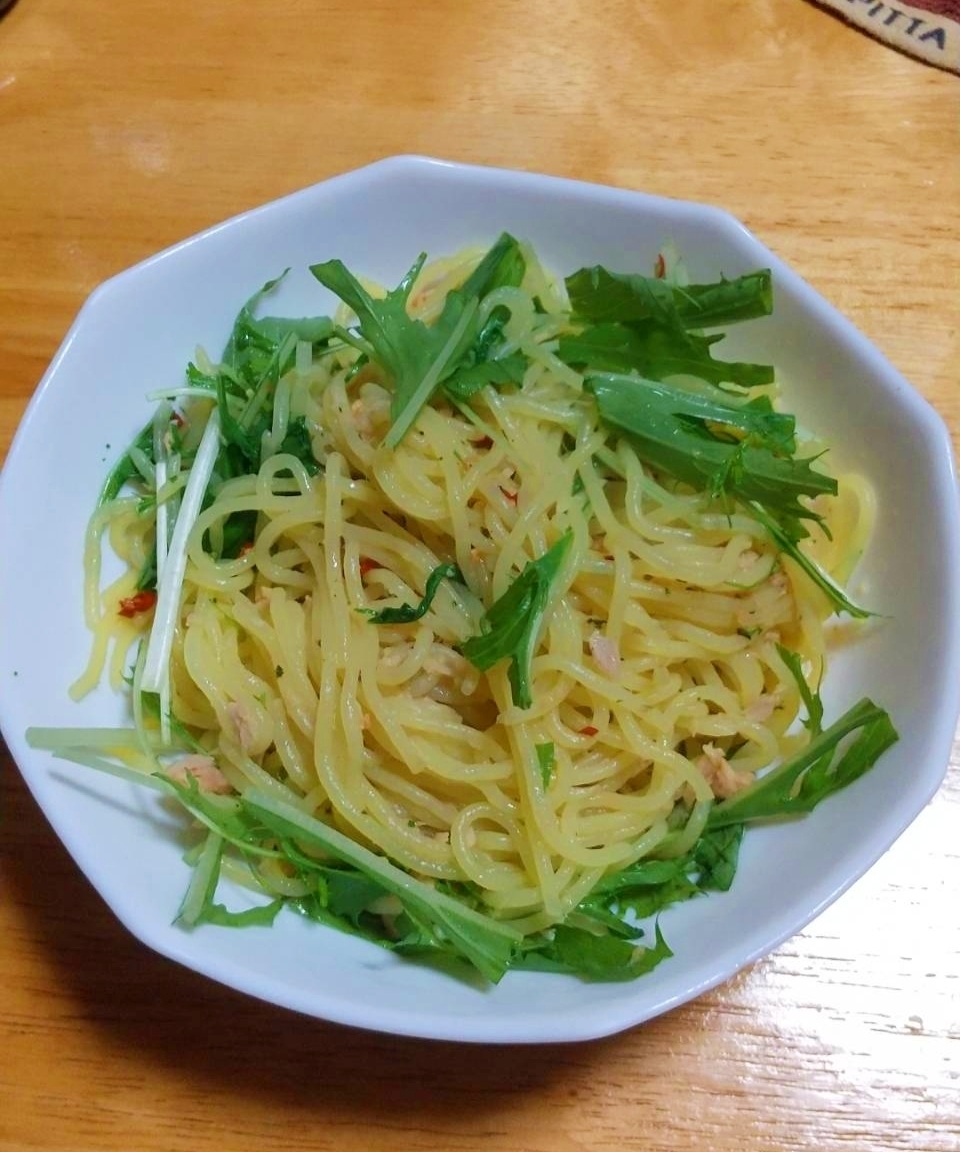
[140,409,221,694]
[152,404,172,742]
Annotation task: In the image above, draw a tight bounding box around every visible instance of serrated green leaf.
[462,531,573,709]
[566,266,772,329]
[585,373,835,528]
[708,698,898,828]
[557,322,774,388]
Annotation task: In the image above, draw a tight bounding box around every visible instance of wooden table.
[2,1,958,1148]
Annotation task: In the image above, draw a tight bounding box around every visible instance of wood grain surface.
[1,1,958,1148]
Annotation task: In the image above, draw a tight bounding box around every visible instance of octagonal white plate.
[1,156,959,1043]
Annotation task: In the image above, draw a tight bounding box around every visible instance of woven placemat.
[814,1,960,72]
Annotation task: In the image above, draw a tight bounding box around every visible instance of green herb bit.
[363,563,463,625]
[462,531,573,709]
[98,422,155,506]
[776,644,824,735]
[135,542,158,593]
[535,742,556,788]
[276,416,321,475]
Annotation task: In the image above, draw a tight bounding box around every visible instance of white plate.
[2,156,958,1043]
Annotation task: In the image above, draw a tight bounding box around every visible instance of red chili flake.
[579,725,599,737]
[118,590,158,618]
[359,556,380,577]
[499,486,519,507]
[470,435,494,450]
[654,252,666,279]
[238,541,254,557]
[171,411,187,429]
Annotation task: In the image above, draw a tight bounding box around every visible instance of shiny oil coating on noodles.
[75,246,874,935]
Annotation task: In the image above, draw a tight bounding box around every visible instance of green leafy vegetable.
[708,697,898,828]
[221,271,334,378]
[566,266,773,329]
[462,531,573,708]
[517,922,673,981]
[311,255,477,449]
[156,775,521,979]
[557,322,774,388]
[749,502,874,617]
[312,234,525,446]
[314,867,392,928]
[444,354,527,399]
[576,822,744,931]
[201,899,285,929]
[585,372,836,532]
[363,562,463,625]
[445,304,528,400]
[181,276,334,477]
[691,822,745,892]
[242,788,522,983]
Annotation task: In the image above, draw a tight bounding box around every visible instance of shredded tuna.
[696,743,753,799]
[589,631,621,678]
[424,648,472,679]
[350,397,375,438]
[166,754,233,795]
[380,643,413,668]
[746,693,780,723]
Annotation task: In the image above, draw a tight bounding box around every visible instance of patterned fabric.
[813,0,960,72]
